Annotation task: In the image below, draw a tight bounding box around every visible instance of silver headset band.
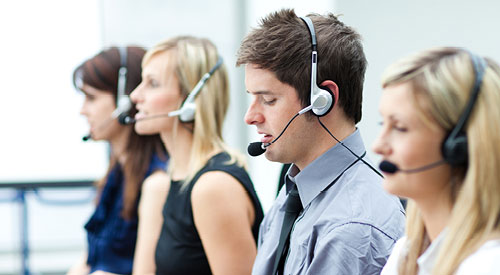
[300,16,320,104]
[182,56,223,104]
[117,47,128,101]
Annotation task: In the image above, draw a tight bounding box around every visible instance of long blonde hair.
[143,36,245,186]
[381,47,500,275]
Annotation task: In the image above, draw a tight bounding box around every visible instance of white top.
[381,234,500,275]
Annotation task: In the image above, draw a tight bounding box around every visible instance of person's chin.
[264,150,273,160]
[89,131,102,141]
[264,149,281,163]
[383,180,403,197]
[134,124,155,135]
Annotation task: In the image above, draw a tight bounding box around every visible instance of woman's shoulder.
[141,170,170,194]
[456,239,500,275]
[192,170,242,196]
[190,151,252,202]
[138,171,169,215]
[201,151,248,177]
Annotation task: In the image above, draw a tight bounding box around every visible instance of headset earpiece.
[311,85,334,117]
[441,132,468,166]
[169,100,197,122]
[320,85,335,109]
[168,57,223,123]
[440,50,486,166]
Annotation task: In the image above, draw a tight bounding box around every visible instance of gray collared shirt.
[252,129,406,275]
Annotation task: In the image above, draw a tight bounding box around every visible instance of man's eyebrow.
[246,90,273,95]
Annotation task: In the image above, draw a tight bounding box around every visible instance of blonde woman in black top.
[130,36,264,275]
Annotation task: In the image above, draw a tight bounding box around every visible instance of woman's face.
[372,82,451,201]
[130,50,183,135]
[79,84,122,141]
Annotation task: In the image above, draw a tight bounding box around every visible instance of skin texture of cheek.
[133,89,181,135]
[264,113,315,166]
[88,109,115,140]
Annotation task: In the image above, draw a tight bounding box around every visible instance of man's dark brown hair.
[236,8,367,123]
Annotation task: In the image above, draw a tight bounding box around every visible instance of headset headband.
[112,47,132,121]
[450,51,487,137]
[441,49,487,166]
[183,56,223,104]
[299,16,334,117]
[168,56,224,122]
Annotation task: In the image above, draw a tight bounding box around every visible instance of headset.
[441,51,487,166]
[300,16,334,117]
[113,47,132,125]
[299,16,382,178]
[82,47,132,141]
[168,57,224,122]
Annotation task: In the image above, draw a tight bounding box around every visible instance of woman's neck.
[161,123,194,181]
[109,126,131,165]
[416,187,453,242]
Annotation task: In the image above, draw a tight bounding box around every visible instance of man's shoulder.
[315,162,405,240]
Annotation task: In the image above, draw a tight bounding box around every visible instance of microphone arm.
[121,113,173,125]
[379,159,446,174]
[266,105,312,147]
[82,134,92,142]
[247,105,312,156]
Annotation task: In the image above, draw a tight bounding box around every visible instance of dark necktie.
[272,184,303,275]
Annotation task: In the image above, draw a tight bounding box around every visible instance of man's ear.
[319,80,339,108]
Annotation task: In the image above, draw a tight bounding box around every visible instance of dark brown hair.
[73,46,167,219]
[236,9,367,123]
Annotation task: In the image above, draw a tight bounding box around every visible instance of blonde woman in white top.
[372,47,500,275]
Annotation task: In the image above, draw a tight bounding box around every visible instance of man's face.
[244,64,316,166]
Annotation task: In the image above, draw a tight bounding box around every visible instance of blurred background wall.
[1,0,499,274]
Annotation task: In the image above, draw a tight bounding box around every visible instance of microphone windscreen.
[248,142,266,157]
[82,134,91,142]
[379,160,398,174]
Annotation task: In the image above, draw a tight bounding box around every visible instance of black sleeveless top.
[155,152,264,275]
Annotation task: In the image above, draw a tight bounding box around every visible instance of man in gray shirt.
[237,9,405,274]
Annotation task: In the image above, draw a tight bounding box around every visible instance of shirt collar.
[417,229,448,273]
[286,129,366,208]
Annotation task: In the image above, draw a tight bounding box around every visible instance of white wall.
[335,0,500,163]
[0,1,102,273]
[0,0,107,183]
